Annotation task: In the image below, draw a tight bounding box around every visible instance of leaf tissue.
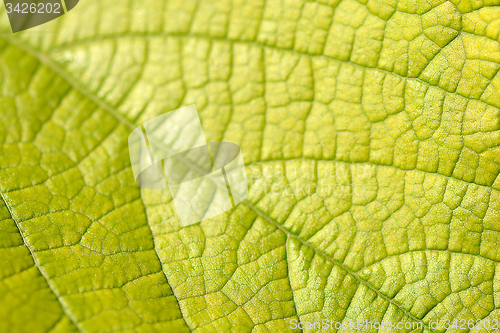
[1,0,500,332]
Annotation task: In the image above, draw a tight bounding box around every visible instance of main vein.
[243,199,435,332]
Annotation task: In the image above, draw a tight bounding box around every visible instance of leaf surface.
[1,0,500,332]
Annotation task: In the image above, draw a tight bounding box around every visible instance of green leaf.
[1,0,500,332]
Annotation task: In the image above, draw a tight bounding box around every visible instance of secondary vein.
[0,191,83,333]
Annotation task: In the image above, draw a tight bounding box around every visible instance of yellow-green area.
[0,0,500,332]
